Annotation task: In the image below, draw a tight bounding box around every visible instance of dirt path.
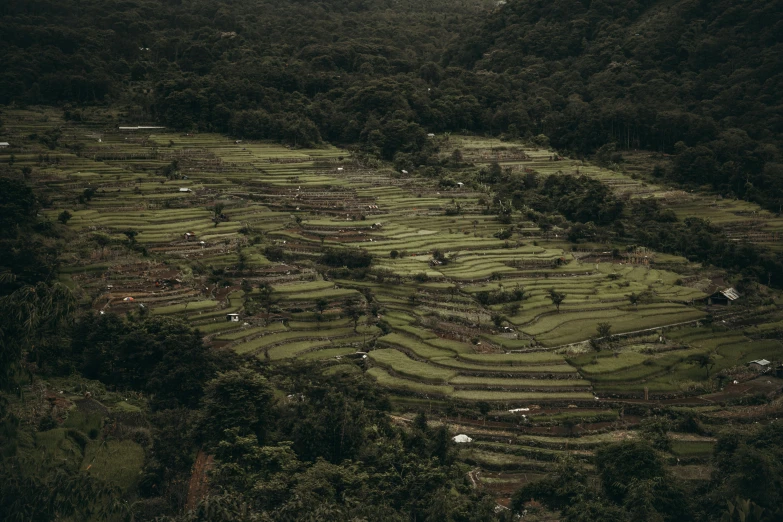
[185,449,214,510]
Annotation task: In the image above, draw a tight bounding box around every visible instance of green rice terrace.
[3,107,783,508]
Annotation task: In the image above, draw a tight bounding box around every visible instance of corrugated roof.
[720,287,740,300]
[750,359,771,366]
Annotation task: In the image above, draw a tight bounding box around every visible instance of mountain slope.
[445,0,783,208]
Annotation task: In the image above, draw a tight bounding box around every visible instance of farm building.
[226,313,240,322]
[179,187,192,193]
[748,359,771,371]
[184,232,196,241]
[707,287,740,306]
[0,142,9,148]
[118,126,165,131]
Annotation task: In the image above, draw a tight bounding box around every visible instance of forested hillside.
[2,0,781,210]
[0,0,492,154]
[448,0,783,209]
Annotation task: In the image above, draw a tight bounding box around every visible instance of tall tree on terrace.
[548,288,566,313]
[343,296,364,332]
[315,297,329,330]
[256,283,277,326]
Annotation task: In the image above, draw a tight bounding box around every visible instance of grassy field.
[368,349,457,383]
[457,352,565,365]
[367,367,455,395]
[449,376,591,388]
[82,439,146,490]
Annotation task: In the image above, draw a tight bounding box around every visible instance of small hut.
[707,287,740,306]
[226,313,240,322]
[748,359,771,372]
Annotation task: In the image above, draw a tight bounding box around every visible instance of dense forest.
[1,0,782,209]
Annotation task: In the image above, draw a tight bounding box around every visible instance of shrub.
[264,245,285,261]
[57,210,72,224]
[320,248,372,268]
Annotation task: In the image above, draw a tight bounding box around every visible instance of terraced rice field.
[5,109,781,507]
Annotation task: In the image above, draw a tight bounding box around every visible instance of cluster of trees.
[494,170,783,288]
[3,307,501,520]
[512,422,783,522]
[162,365,498,521]
[320,247,373,269]
[69,313,224,409]
[627,204,783,288]
[0,176,70,396]
[498,173,625,226]
[0,176,61,291]
[475,286,526,306]
[449,0,783,211]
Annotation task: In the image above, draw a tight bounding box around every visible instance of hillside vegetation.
[448,0,783,210]
[2,0,781,209]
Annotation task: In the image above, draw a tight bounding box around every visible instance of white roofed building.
[707,287,740,306]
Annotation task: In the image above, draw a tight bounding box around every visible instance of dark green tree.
[595,441,665,503]
[199,369,275,448]
[548,288,566,312]
[343,296,364,332]
[57,210,72,224]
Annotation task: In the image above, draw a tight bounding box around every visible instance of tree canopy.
[2,0,780,209]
